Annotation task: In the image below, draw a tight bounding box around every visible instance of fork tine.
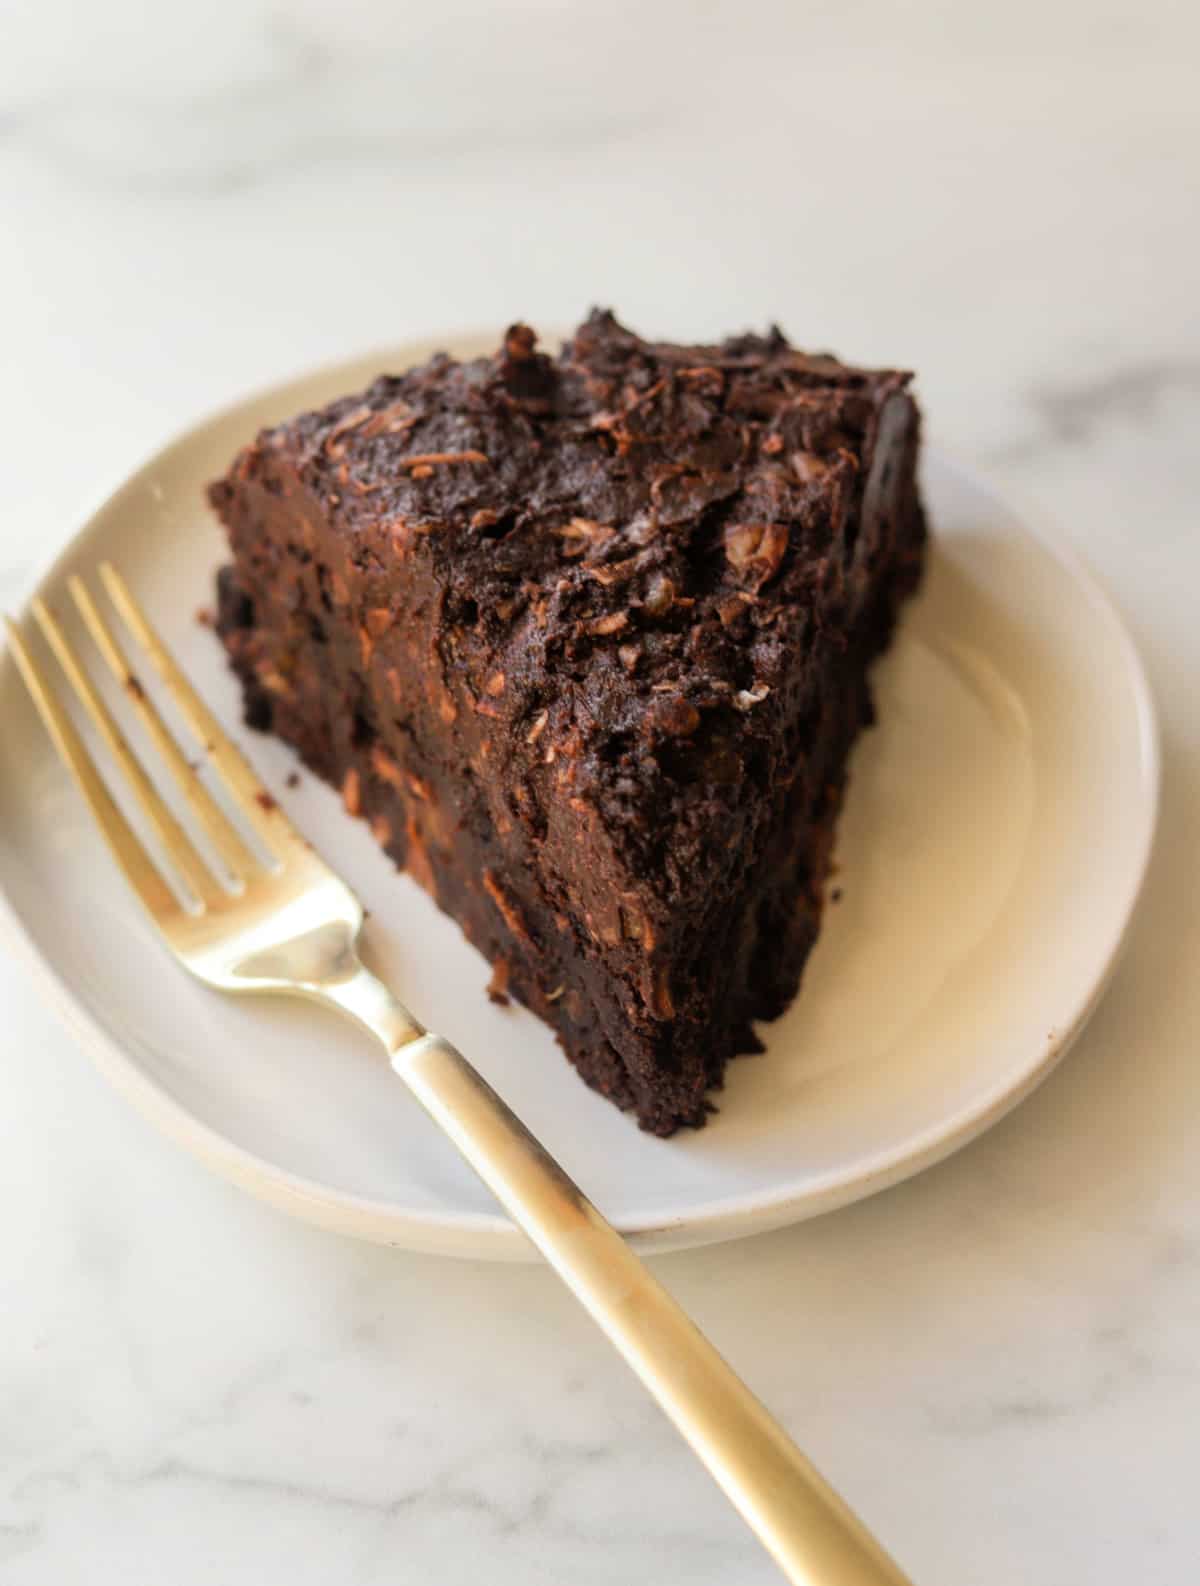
[5,616,180,922]
[69,576,261,887]
[100,564,297,859]
[31,597,222,908]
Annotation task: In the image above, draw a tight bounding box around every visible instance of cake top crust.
[236,306,912,690]
[222,311,918,895]
[263,307,909,561]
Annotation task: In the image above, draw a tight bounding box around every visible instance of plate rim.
[0,348,1162,1260]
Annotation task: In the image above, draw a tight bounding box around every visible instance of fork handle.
[393,1032,913,1586]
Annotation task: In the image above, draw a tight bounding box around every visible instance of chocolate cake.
[210,311,926,1134]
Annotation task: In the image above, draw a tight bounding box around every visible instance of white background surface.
[2,2,1197,1581]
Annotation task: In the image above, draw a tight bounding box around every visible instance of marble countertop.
[3,2,1198,1580]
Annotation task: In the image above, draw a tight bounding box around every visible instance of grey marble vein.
[1,6,672,197]
[0,1521,43,1564]
[986,359,1200,463]
[1029,361,1200,440]
[11,101,670,199]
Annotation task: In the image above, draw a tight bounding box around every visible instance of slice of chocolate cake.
[210,310,926,1134]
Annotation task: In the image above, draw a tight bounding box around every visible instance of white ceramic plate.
[0,338,1159,1260]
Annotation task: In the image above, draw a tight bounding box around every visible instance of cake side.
[210,312,926,1132]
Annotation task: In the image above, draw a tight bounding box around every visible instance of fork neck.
[321,958,425,1054]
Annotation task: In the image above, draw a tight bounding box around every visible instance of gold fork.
[4,564,913,1586]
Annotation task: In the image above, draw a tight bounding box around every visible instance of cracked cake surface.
[210,310,927,1133]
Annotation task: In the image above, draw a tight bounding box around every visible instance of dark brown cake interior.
[211,311,926,1133]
